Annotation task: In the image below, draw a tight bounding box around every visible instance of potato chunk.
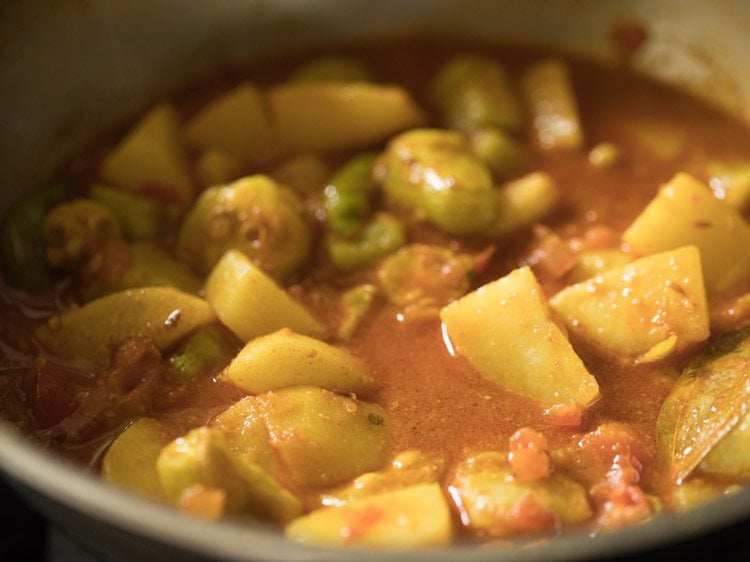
[258,386,392,488]
[102,418,175,501]
[35,287,215,366]
[550,246,709,363]
[223,329,376,395]
[286,483,452,548]
[184,83,280,162]
[204,250,325,342]
[268,82,425,152]
[440,267,599,407]
[622,173,750,294]
[701,412,750,478]
[101,104,193,203]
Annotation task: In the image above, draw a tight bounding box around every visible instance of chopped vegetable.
[90,184,169,241]
[222,329,376,395]
[291,55,371,83]
[566,249,632,283]
[323,152,379,238]
[707,161,750,212]
[112,242,202,296]
[440,266,599,407]
[204,250,325,342]
[326,213,405,271]
[337,284,378,339]
[551,245,709,363]
[101,104,194,203]
[271,154,331,195]
[168,325,237,381]
[469,127,530,178]
[622,173,750,295]
[268,82,426,152]
[489,171,560,237]
[194,149,243,189]
[177,175,311,279]
[522,58,583,150]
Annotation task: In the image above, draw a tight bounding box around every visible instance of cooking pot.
[2,1,750,560]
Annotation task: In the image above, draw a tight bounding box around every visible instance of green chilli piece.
[169,325,237,381]
[469,127,530,178]
[0,182,69,293]
[326,213,405,271]
[323,152,379,238]
[90,183,171,241]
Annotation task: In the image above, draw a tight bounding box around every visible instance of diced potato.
[286,483,452,548]
[522,58,583,150]
[451,451,591,537]
[489,171,560,236]
[707,161,750,212]
[566,249,632,283]
[268,82,426,152]
[440,267,599,407]
[156,426,302,522]
[258,386,392,488]
[700,411,750,478]
[185,83,281,162]
[223,329,376,395]
[101,104,194,203]
[194,149,243,189]
[671,478,740,511]
[622,173,750,295]
[551,246,709,362]
[204,250,325,342]
[35,287,215,366]
[211,396,283,476]
[102,418,175,501]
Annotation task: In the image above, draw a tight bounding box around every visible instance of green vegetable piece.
[258,386,392,488]
[522,58,583,150]
[204,250,325,342]
[489,171,560,237]
[43,199,121,269]
[379,129,496,235]
[157,426,302,522]
[114,243,202,295]
[338,283,378,339]
[90,183,168,241]
[169,325,237,381]
[223,329,376,395]
[432,55,522,133]
[0,182,68,293]
[177,175,311,279]
[323,152,379,238]
[326,213,405,271]
[469,127,530,178]
[102,418,176,502]
[35,287,216,367]
[291,55,371,83]
[378,244,474,308]
[286,483,453,548]
[657,324,750,484]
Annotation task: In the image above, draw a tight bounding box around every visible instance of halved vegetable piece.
[204,250,325,342]
[522,58,583,150]
[156,426,302,522]
[622,173,750,295]
[114,243,202,295]
[489,171,560,237]
[550,246,709,363]
[431,54,522,133]
[326,213,405,272]
[177,175,311,279]
[469,127,530,178]
[378,129,497,235]
[35,287,215,366]
[102,418,176,502]
[440,266,599,407]
[451,451,591,537]
[223,329,376,395]
[323,152,379,238]
[90,184,169,241]
[168,325,237,381]
[184,83,281,163]
[258,386,392,488]
[657,324,750,483]
[337,284,378,339]
[286,483,452,548]
[101,104,194,203]
[268,82,426,152]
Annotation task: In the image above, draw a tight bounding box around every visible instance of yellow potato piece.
[35,287,216,366]
[101,104,194,203]
[268,82,426,152]
[185,83,280,162]
[440,266,599,407]
[286,483,452,548]
[223,329,376,395]
[622,173,750,294]
[204,250,325,342]
[550,246,709,362]
[102,418,175,502]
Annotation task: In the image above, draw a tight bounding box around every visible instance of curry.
[2,40,750,548]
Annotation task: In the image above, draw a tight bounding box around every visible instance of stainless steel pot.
[2,1,750,560]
